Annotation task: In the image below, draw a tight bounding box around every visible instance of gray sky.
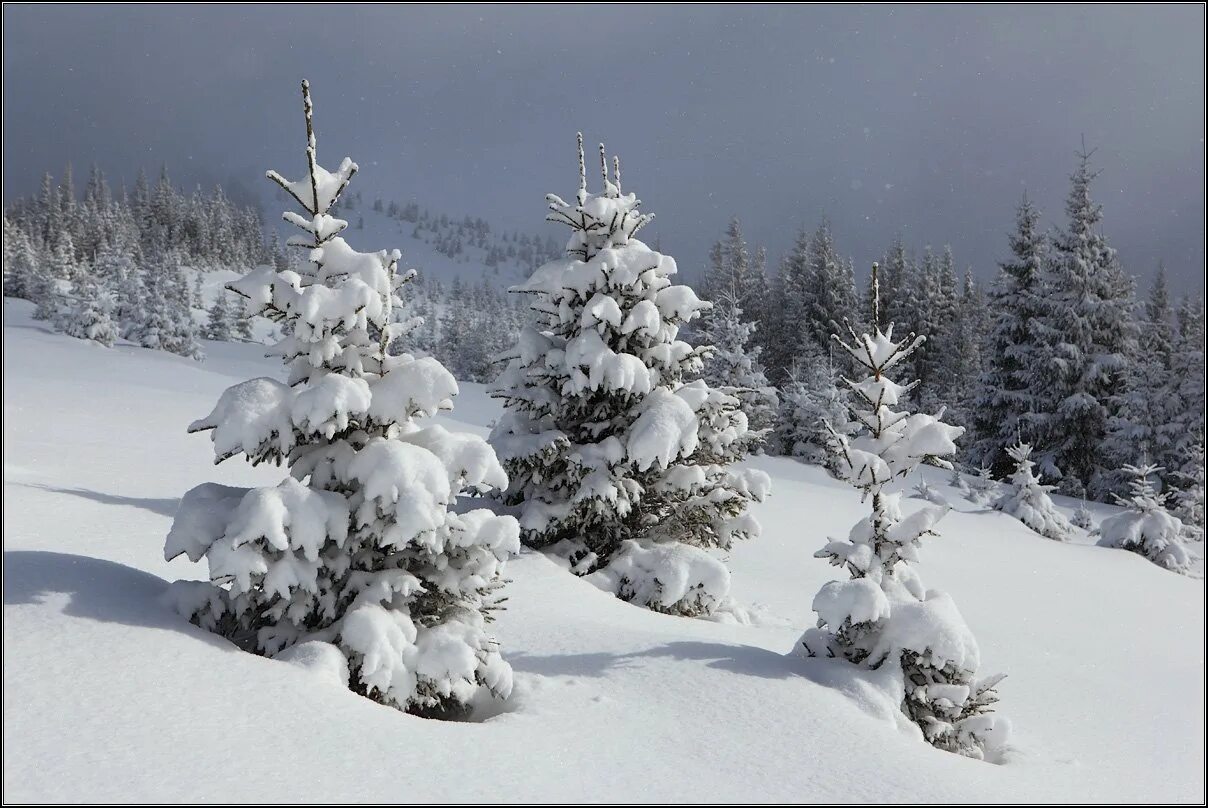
[3,4,1204,293]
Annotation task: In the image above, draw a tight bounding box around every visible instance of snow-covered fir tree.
[4,221,40,301]
[702,218,755,315]
[205,288,236,341]
[1094,464,1192,575]
[774,342,849,471]
[60,267,119,347]
[1031,148,1139,499]
[911,246,955,414]
[763,226,812,385]
[233,295,254,341]
[946,267,987,430]
[162,252,204,360]
[130,253,184,354]
[798,262,1008,760]
[163,80,519,718]
[1104,265,1179,495]
[696,292,778,443]
[490,134,770,617]
[993,442,1074,541]
[802,219,858,355]
[1167,293,1206,521]
[878,237,918,365]
[1172,437,1204,538]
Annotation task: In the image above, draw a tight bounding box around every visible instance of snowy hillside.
[3,297,1203,803]
[309,194,561,290]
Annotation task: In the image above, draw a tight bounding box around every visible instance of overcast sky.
[3,4,1204,293]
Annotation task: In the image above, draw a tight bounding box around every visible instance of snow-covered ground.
[3,297,1203,803]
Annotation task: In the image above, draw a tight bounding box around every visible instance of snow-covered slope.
[3,298,1203,803]
[285,199,557,291]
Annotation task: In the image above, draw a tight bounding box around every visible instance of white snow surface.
[3,298,1204,803]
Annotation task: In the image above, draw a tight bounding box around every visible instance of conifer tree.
[764,227,812,385]
[4,220,39,301]
[967,194,1049,477]
[775,342,850,471]
[164,80,518,718]
[206,289,236,341]
[803,219,858,355]
[233,295,254,341]
[1032,147,1139,499]
[799,262,1008,760]
[1168,293,1206,488]
[697,292,778,442]
[1095,464,1192,574]
[61,267,118,348]
[1105,265,1178,489]
[490,134,769,616]
[993,442,1074,541]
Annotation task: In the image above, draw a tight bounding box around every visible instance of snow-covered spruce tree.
[1033,147,1139,499]
[775,342,850,471]
[798,263,1008,759]
[803,219,859,355]
[1094,464,1192,574]
[233,294,254,341]
[60,268,118,347]
[205,288,236,341]
[966,194,1050,477]
[163,81,519,718]
[1167,293,1206,520]
[763,226,812,385]
[132,251,203,359]
[1172,437,1204,538]
[993,442,1074,541]
[697,291,778,443]
[31,235,69,321]
[948,268,987,431]
[4,222,41,302]
[1104,265,1178,495]
[490,134,769,617]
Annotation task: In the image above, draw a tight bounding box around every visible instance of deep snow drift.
[3,298,1203,802]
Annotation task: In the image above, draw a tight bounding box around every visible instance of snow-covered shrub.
[993,442,1074,541]
[798,263,1008,760]
[911,480,949,507]
[966,466,998,506]
[1071,501,1094,531]
[586,539,730,617]
[947,467,972,499]
[162,81,518,718]
[1094,464,1192,574]
[489,135,769,616]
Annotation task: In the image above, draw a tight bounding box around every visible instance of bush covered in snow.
[798,265,1008,760]
[162,81,518,718]
[489,135,769,616]
[1095,464,1192,575]
[1071,501,1094,531]
[993,442,1074,541]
